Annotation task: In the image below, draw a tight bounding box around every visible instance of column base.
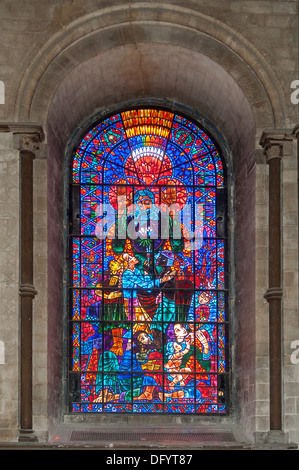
[254,430,289,446]
[18,429,38,442]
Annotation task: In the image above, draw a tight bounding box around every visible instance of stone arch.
[20,5,277,440]
[14,4,285,129]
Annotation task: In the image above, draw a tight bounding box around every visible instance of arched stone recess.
[14,5,287,441]
[14,4,285,129]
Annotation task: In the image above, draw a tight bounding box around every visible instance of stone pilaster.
[263,139,283,431]
[12,125,44,442]
[259,129,296,443]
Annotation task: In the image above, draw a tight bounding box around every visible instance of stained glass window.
[69,108,228,414]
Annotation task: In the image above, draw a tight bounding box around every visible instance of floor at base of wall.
[0,426,297,450]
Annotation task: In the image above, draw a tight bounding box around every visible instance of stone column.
[12,126,44,442]
[263,140,283,431]
[259,130,297,444]
[258,128,299,445]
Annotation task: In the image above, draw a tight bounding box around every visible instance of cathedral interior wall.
[0,0,297,446]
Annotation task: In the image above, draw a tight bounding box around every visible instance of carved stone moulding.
[0,122,45,157]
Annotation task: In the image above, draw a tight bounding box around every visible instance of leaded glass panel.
[69,108,228,414]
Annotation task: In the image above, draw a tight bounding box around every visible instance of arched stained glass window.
[69,107,228,414]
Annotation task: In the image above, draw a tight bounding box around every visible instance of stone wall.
[0,0,297,446]
[0,133,19,442]
[282,139,299,442]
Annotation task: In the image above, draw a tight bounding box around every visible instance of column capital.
[13,132,44,158]
[0,122,45,157]
[17,134,42,155]
[264,142,283,163]
[259,129,294,163]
